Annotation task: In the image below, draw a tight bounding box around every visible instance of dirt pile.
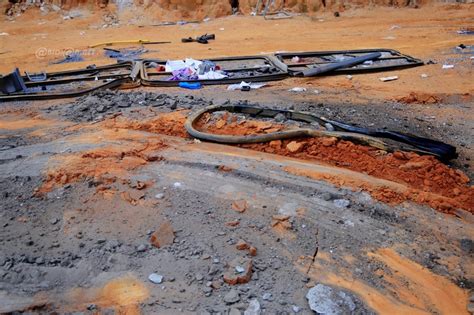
[38,135,166,194]
[91,109,474,214]
[107,111,190,138]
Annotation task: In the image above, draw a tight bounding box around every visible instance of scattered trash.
[379,75,399,82]
[442,64,454,69]
[300,52,382,77]
[346,75,353,80]
[457,29,474,35]
[219,28,225,31]
[179,82,202,90]
[0,32,9,36]
[1,49,424,101]
[421,73,428,78]
[227,81,266,91]
[291,56,300,63]
[150,20,200,27]
[306,284,356,314]
[383,36,396,40]
[334,11,340,17]
[166,58,227,81]
[289,87,306,92]
[389,25,401,30]
[148,273,163,284]
[89,40,170,48]
[456,44,467,50]
[51,52,84,64]
[0,68,26,93]
[182,33,215,44]
[104,47,147,61]
[264,11,294,20]
[203,18,211,22]
[313,89,321,94]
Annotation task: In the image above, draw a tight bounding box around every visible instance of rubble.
[149,220,175,248]
[223,258,253,285]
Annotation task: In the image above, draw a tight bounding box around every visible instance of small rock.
[50,218,59,225]
[195,273,204,281]
[274,113,286,122]
[262,292,273,301]
[244,299,261,315]
[286,141,304,153]
[155,193,164,199]
[232,200,248,213]
[148,273,163,284]
[35,257,45,265]
[321,137,337,147]
[235,266,245,273]
[306,284,356,314]
[236,240,249,250]
[467,302,474,313]
[224,258,253,285]
[224,289,240,304]
[229,308,241,315]
[460,239,473,254]
[149,220,175,248]
[333,199,351,208]
[136,244,147,252]
[292,305,301,313]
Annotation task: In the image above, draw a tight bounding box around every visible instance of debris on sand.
[379,75,399,82]
[288,87,307,92]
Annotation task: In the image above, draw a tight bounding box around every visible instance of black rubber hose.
[185,104,457,161]
[321,118,458,160]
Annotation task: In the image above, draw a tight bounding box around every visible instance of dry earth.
[0,3,473,314]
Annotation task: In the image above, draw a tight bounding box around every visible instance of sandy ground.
[0,3,473,315]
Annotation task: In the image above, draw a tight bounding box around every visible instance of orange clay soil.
[35,111,473,213]
[37,136,166,194]
[90,111,474,214]
[298,248,469,314]
[31,275,148,314]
